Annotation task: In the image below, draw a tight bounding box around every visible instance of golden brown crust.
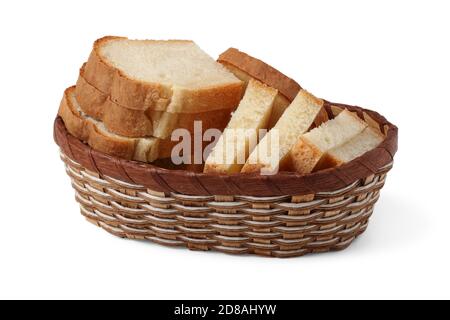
[58,86,137,160]
[83,36,244,112]
[76,68,234,138]
[103,99,154,138]
[290,137,324,175]
[58,86,183,162]
[151,109,233,140]
[83,36,174,111]
[83,36,124,93]
[269,95,292,128]
[86,121,137,160]
[313,107,330,128]
[57,89,88,141]
[75,69,110,118]
[219,57,298,127]
[218,48,301,102]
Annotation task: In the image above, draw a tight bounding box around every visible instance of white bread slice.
[204,79,278,174]
[290,110,369,174]
[58,87,177,162]
[83,36,244,112]
[314,126,385,171]
[241,90,324,174]
[75,66,234,139]
[218,48,302,127]
[223,64,292,128]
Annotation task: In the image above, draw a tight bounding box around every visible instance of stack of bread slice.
[313,126,385,172]
[241,89,325,174]
[206,51,385,175]
[59,36,244,162]
[289,110,369,174]
[219,48,304,127]
[205,93,384,175]
[58,36,386,175]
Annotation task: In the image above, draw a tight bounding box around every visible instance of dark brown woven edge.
[54,101,398,197]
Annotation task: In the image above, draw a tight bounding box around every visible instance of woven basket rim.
[54,100,398,196]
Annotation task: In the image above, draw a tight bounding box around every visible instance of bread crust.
[59,87,212,163]
[58,87,178,162]
[87,121,137,161]
[221,62,291,127]
[218,48,304,127]
[218,48,301,102]
[290,137,324,175]
[58,86,137,160]
[83,36,244,112]
[57,88,88,141]
[76,68,234,139]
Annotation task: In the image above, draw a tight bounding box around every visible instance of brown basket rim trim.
[54,101,397,197]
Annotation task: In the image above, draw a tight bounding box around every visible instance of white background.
[0,0,449,300]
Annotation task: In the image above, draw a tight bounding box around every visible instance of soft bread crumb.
[291,110,369,174]
[100,39,240,88]
[326,127,385,163]
[306,110,367,152]
[204,80,277,174]
[242,89,323,173]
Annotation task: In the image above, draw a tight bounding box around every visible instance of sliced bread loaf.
[290,110,369,174]
[204,79,278,174]
[76,66,234,139]
[218,48,302,127]
[314,126,385,171]
[83,36,244,112]
[241,90,324,174]
[58,87,177,162]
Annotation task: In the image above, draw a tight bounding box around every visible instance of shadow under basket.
[54,102,398,258]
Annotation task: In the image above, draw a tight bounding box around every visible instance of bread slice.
[204,80,278,174]
[290,110,369,174]
[75,66,234,139]
[314,126,385,171]
[83,36,244,112]
[242,90,324,174]
[58,87,177,162]
[218,48,302,127]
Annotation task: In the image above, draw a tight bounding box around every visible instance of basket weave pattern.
[61,152,393,258]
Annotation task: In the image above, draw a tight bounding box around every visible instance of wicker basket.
[54,102,398,258]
